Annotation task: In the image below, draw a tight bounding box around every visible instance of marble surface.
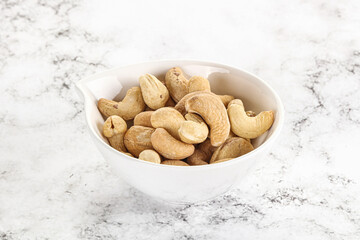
[1,0,360,239]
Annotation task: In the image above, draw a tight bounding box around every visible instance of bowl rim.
[76,59,285,170]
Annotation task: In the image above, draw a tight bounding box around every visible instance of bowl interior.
[78,60,283,154]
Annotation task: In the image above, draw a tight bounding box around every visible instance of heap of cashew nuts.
[98,67,274,166]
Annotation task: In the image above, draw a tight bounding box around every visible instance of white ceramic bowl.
[76,60,284,204]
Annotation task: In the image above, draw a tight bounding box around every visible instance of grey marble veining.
[0,0,360,239]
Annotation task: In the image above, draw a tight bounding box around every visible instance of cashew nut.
[102,115,128,152]
[124,126,155,157]
[139,74,169,110]
[151,128,195,159]
[165,67,189,102]
[134,111,153,127]
[210,137,254,163]
[138,149,161,164]
[188,76,211,92]
[187,150,209,165]
[227,99,274,139]
[98,87,146,120]
[218,95,235,108]
[211,158,233,164]
[178,113,208,144]
[161,160,189,166]
[150,107,185,140]
[185,92,230,147]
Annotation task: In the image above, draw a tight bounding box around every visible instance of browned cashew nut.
[165,67,189,102]
[187,150,209,166]
[162,160,189,166]
[124,126,155,157]
[227,99,274,139]
[134,111,153,127]
[210,137,254,163]
[98,87,146,120]
[185,93,230,147]
[188,76,211,92]
[103,115,127,152]
[139,74,169,110]
[151,128,195,159]
[151,107,185,140]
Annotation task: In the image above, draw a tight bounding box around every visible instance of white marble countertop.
[1,0,360,239]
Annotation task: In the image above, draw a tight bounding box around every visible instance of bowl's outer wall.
[77,60,284,203]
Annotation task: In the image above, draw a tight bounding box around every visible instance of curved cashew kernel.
[218,95,235,108]
[138,149,161,164]
[178,113,208,144]
[151,128,195,159]
[187,150,209,165]
[211,158,234,164]
[210,137,254,163]
[103,115,128,152]
[161,160,189,166]
[134,111,153,127]
[188,76,211,93]
[185,93,230,147]
[228,99,274,139]
[98,87,145,120]
[175,91,215,115]
[124,126,155,157]
[165,67,189,102]
[139,74,170,110]
[151,107,185,140]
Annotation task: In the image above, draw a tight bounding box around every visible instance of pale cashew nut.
[150,107,185,140]
[174,91,213,115]
[98,87,145,120]
[134,111,153,127]
[138,149,161,164]
[178,113,208,144]
[210,137,254,163]
[185,93,230,147]
[227,99,274,139]
[139,74,169,109]
[161,160,189,166]
[165,67,189,102]
[188,76,211,93]
[151,128,195,159]
[124,126,155,157]
[211,158,234,164]
[103,115,127,152]
[218,95,235,108]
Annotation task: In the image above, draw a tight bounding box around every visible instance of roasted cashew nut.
[151,128,195,159]
[98,87,145,120]
[138,149,161,164]
[165,67,189,102]
[227,99,274,139]
[185,93,230,147]
[102,115,127,152]
[124,126,155,157]
[139,74,169,110]
[188,76,211,93]
[178,113,209,144]
[210,137,254,163]
[150,107,185,140]
[134,111,154,127]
